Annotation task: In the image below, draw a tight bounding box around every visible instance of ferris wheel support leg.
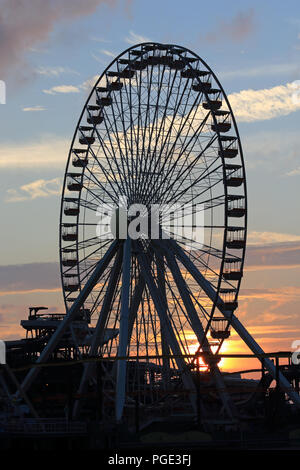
[172,240,300,409]
[220,313,300,408]
[156,253,171,389]
[137,248,198,414]
[18,240,119,396]
[115,238,132,422]
[72,247,123,419]
[162,247,239,421]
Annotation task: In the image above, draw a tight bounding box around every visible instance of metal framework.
[17,43,300,423]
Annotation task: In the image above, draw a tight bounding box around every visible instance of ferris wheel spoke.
[100,100,133,198]
[137,64,154,196]
[77,236,110,251]
[157,132,219,205]
[90,129,129,199]
[76,244,114,282]
[81,171,117,205]
[149,87,206,197]
[82,148,121,203]
[87,122,130,199]
[121,72,140,186]
[115,79,137,196]
[80,159,120,205]
[147,70,181,203]
[175,242,225,283]
[136,64,170,203]
[139,74,192,202]
[161,144,221,205]
[105,94,135,198]
[158,92,208,188]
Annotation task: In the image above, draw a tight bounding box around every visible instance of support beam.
[115,238,132,422]
[156,253,171,389]
[19,240,119,395]
[4,364,39,419]
[171,240,300,409]
[137,247,197,412]
[127,277,145,347]
[161,245,238,420]
[73,246,123,418]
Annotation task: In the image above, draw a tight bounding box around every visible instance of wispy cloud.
[247,231,300,245]
[242,129,299,173]
[0,262,60,293]
[220,63,300,81]
[100,49,116,58]
[228,82,300,122]
[35,66,79,77]
[202,9,256,43]
[80,75,100,91]
[43,84,80,95]
[43,74,100,95]
[91,52,107,64]
[245,240,300,271]
[286,166,300,176]
[0,137,68,169]
[5,177,62,202]
[90,35,112,43]
[125,30,151,45]
[22,105,46,112]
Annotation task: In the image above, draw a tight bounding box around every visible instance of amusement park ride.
[1,43,300,444]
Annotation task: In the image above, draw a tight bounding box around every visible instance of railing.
[2,418,87,434]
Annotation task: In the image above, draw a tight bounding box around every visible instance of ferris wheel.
[20,43,300,421]
[60,42,246,353]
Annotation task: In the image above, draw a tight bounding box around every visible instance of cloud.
[245,240,300,271]
[239,286,300,303]
[125,30,151,45]
[228,82,300,122]
[0,137,69,169]
[286,166,300,176]
[22,105,46,112]
[0,262,60,293]
[91,52,108,64]
[80,75,100,91]
[220,63,300,81]
[35,65,79,77]
[203,9,256,43]
[5,177,62,202]
[247,231,300,246]
[43,84,80,95]
[0,0,116,80]
[90,36,112,43]
[242,129,300,172]
[100,49,116,58]
[43,74,100,94]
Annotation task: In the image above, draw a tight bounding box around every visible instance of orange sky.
[1,242,300,378]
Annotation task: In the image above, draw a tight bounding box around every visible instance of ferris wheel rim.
[59,42,247,353]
